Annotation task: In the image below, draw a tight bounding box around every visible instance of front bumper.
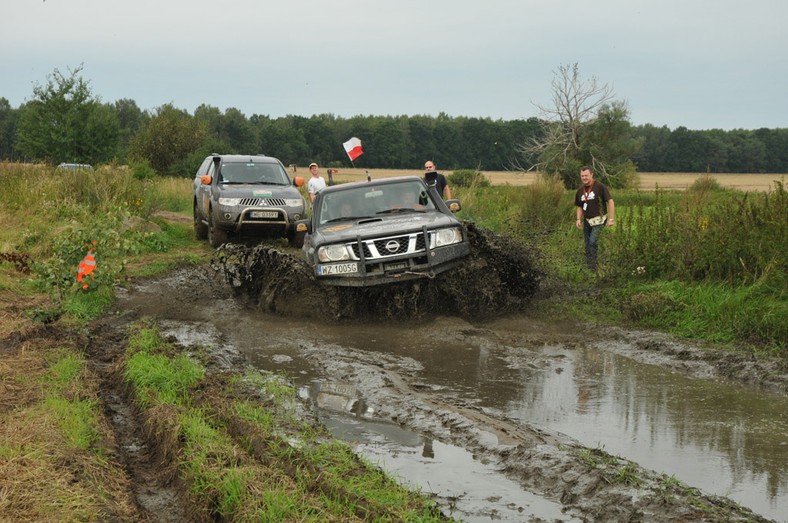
[217,206,303,236]
[314,241,470,287]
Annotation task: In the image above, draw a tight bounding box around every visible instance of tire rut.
[87,316,190,523]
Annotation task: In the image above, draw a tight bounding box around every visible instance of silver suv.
[299,176,470,286]
[193,154,306,247]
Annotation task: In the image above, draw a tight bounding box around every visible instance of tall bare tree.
[520,63,640,188]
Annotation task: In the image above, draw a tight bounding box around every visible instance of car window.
[196,158,211,178]
[219,162,290,184]
[317,180,436,226]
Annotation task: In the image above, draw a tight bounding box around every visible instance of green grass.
[457,177,787,353]
[120,323,452,521]
[124,351,205,409]
[617,280,786,349]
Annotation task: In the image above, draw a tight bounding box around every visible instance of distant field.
[318,168,785,192]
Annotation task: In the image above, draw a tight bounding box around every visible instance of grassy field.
[319,168,785,192]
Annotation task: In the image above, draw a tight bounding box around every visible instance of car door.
[200,161,217,216]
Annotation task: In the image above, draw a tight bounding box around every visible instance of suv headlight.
[318,244,351,262]
[218,197,241,207]
[430,227,463,248]
[285,198,304,207]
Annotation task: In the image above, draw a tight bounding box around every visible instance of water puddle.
[507,344,788,521]
[299,319,788,521]
[301,380,578,522]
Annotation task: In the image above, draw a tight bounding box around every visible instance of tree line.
[1,66,786,178]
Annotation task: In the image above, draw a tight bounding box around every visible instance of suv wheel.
[194,202,208,240]
[288,228,305,249]
[208,211,228,248]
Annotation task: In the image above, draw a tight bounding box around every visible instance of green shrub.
[515,175,572,236]
[448,169,491,188]
[130,159,156,180]
[687,173,724,193]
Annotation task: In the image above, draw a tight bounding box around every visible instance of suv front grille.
[239,197,287,206]
[348,232,426,260]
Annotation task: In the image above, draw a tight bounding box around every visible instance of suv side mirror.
[296,218,310,235]
[200,174,212,185]
[445,199,462,213]
[293,176,305,187]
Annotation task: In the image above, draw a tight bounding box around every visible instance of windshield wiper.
[376,207,426,214]
[323,215,371,224]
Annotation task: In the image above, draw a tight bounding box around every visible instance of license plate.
[385,261,408,271]
[317,262,358,275]
[250,211,278,218]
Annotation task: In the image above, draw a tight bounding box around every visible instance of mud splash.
[211,222,542,321]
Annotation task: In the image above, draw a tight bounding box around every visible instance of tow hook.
[404,271,436,280]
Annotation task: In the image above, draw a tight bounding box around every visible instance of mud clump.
[211,222,541,321]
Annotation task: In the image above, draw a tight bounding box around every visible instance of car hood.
[313,212,461,244]
[217,183,302,199]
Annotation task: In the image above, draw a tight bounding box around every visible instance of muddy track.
[85,313,190,522]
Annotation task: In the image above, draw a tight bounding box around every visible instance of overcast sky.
[2,0,786,131]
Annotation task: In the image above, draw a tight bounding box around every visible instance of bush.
[130,159,156,181]
[515,175,572,236]
[688,173,724,194]
[448,169,491,188]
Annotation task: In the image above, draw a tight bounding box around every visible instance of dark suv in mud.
[193,154,306,247]
[299,176,470,286]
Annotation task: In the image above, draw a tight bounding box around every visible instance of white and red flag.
[343,137,364,161]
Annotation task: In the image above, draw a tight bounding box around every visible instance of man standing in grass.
[575,166,615,271]
[423,160,451,200]
[307,162,326,205]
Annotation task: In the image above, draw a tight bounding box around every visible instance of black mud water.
[111,226,786,522]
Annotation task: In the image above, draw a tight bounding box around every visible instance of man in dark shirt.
[423,161,451,200]
[575,166,615,271]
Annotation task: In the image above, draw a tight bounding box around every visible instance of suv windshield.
[219,161,290,185]
[317,180,436,226]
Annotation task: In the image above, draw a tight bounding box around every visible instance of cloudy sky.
[3,0,786,130]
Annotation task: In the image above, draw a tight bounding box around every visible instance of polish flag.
[343,137,364,161]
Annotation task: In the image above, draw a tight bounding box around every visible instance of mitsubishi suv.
[193,154,306,247]
[298,176,470,286]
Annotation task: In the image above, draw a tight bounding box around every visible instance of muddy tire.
[287,228,305,249]
[208,212,228,248]
[194,202,208,240]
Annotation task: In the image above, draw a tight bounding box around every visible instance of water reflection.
[307,397,578,523]
[506,346,788,520]
[317,322,788,521]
